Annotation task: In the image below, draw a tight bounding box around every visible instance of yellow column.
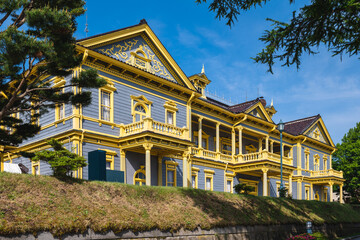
[298,180,302,200]
[232,128,236,156]
[289,174,293,196]
[258,138,263,152]
[0,149,3,172]
[297,142,302,169]
[329,182,333,202]
[265,136,269,152]
[182,152,189,187]
[143,143,153,186]
[158,155,162,186]
[310,183,313,200]
[340,184,344,204]
[329,154,332,169]
[262,168,268,196]
[238,127,243,155]
[120,150,126,183]
[198,117,203,149]
[216,123,220,153]
[270,140,274,153]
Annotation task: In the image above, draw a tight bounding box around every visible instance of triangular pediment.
[245,102,272,122]
[303,118,334,146]
[77,22,195,91]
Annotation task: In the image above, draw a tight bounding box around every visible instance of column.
[183,152,189,187]
[298,180,302,200]
[290,147,293,158]
[329,182,333,202]
[265,136,269,152]
[232,128,236,156]
[258,138,263,151]
[198,117,203,149]
[158,155,162,186]
[270,140,274,153]
[340,184,344,204]
[297,142,302,169]
[329,154,332,169]
[310,183,313,200]
[143,143,153,186]
[288,174,293,196]
[238,127,243,155]
[0,147,3,172]
[216,123,220,153]
[262,168,268,196]
[120,150,126,184]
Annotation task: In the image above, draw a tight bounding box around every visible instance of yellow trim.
[99,89,114,123]
[193,130,209,149]
[238,178,258,196]
[165,161,177,187]
[191,167,200,189]
[303,117,335,147]
[131,95,152,122]
[276,181,289,197]
[314,154,320,171]
[164,101,178,126]
[32,161,40,176]
[98,148,116,170]
[304,148,310,170]
[225,176,234,193]
[205,173,214,191]
[134,166,146,186]
[204,169,215,174]
[305,185,310,200]
[245,102,272,122]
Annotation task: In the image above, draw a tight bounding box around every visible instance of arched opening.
[134,104,147,122]
[134,166,146,186]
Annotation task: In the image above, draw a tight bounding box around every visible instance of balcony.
[120,118,189,140]
[312,169,343,178]
[191,148,293,165]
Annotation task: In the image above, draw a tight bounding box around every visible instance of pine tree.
[333,122,360,203]
[0,0,106,146]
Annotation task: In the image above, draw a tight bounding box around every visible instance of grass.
[0,172,360,237]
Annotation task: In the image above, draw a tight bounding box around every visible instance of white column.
[198,117,203,149]
[216,123,220,153]
[238,127,243,154]
[329,154,333,169]
[262,168,268,196]
[288,175,292,196]
[120,150,126,184]
[265,137,269,152]
[329,182,333,202]
[310,183,313,200]
[232,128,236,156]
[270,140,274,153]
[340,184,344,203]
[183,152,188,187]
[298,180,302,200]
[144,143,153,186]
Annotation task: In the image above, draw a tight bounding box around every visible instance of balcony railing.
[311,169,343,178]
[120,118,189,140]
[191,148,233,162]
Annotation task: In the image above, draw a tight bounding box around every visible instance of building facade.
[0,20,344,202]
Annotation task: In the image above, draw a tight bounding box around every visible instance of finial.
[84,1,89,37]
[201,64,205,74]
[271,98,273,107]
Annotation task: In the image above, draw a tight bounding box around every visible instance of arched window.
[315,191,320,201]
[134,104,147,122]
[314,154,320,171]
[134,166,146,186]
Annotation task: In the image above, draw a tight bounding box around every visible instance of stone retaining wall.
[1,223,360,240]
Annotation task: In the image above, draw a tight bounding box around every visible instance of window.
[193,130,209,149]
[315,191,319,201]
[98,78,116,124]
[204,169,214,191]
[134,104,147,122]
[225,172,235,193]
[305,185,310,200]
[314,154,320,171]
[245,144,257,154]
[304,148,310,170]
[323,155,328,170]
[165,161,178,187]
[131,95,152,122]
[191,167,199,189]
[164,101,178,126]
[32,162,40,176]
[53,77,66,123]
[323,189,328,202]
[240,179,258,196]
[101,90,111,121]
[221,138,232,155]
[99,149,116,170]
[134,166,146,186]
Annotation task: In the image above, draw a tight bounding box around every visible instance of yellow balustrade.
[312,169,343,178]
[120,118,188,140]
[243,152,263,161]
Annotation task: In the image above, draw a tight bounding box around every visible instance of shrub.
[234,183,255,195]
[287,233,316,240]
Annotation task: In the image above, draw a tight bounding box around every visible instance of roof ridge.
[228,98,258,109]
[284,114,320,125]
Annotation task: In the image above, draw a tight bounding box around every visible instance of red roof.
[284,115,320,135]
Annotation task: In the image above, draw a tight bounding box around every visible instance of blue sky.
[75,1,360,144]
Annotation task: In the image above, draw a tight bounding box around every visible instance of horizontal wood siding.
[192,164,224,192]
[126,151,158,186]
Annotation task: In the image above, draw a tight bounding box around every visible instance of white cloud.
[177,25,201,48]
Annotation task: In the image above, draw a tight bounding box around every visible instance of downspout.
[233,115,247,127]
[7,152,12,163]
[187,92,197,141]
[301,137,307,144]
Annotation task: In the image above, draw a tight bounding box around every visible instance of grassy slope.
[0,172,360,237]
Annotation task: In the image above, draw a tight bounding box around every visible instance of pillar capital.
[143,143,153,151]
[261,168,269,173]
[237,126,243,130]
[216,122,221,127]
[198,116,203,122]
[182,151,191,159]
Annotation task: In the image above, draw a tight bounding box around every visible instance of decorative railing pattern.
[267,152,292,165]
[191,148,233,162]
[312,169,343,178]
[243,152,263,161]
[120,118,189,140]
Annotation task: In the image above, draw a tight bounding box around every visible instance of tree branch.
[0,11,12,27]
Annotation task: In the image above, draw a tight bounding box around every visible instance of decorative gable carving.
[95,35,176,82]
[306,124,326,143]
